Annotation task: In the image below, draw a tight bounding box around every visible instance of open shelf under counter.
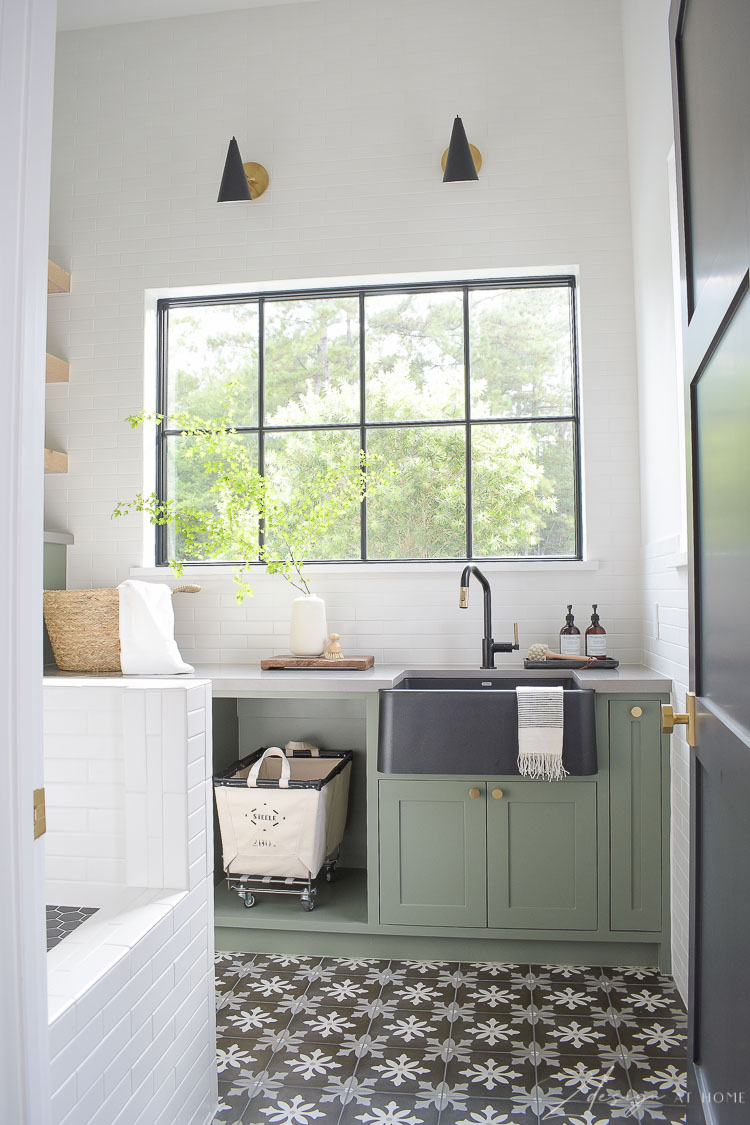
[215,867,370,935]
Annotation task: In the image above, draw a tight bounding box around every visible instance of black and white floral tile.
[46,904,99,951]
[213,955,688,1125]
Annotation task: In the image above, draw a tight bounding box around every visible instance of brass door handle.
[469,787,481,799]
[661,692,696,747]
[492,788,504,799]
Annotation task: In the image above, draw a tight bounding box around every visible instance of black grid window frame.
[155,275,582,566]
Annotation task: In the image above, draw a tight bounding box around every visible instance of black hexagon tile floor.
[213,956,688,1125]
[46,904,99,951]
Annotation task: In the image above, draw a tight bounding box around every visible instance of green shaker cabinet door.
[487,782,598,930]
[379,780,487,927]
[609,700,662,931]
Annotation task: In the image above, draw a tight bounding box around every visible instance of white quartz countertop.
[185,663,672,694]
[43,663,672,694]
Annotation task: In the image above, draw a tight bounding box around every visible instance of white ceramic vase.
[289,594,328,657]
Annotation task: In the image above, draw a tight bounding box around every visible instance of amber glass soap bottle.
[585,604,607,659]
[560,605,582,656]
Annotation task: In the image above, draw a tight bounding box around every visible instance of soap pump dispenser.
[585,604,607,659]
[559,605,582,656]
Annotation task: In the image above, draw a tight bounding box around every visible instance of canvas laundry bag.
[214,746,352,880]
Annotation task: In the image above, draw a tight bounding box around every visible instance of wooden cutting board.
[261,655,375,670]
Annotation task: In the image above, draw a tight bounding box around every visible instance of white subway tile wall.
[642,542,690,1002]
[44,680,217,1125]
[45,0,644,669]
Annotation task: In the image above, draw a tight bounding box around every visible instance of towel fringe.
[517,753,570,782]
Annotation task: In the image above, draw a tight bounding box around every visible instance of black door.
[670,1,750,1121]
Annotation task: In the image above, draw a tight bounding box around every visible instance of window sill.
[130,559,599,580]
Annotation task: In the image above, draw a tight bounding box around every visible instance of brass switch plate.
[33,788,46,839]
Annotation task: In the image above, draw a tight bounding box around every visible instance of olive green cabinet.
[487,781,598,930]
[378,778,597,930]
[609,699,663,931]
[378,779,487,926]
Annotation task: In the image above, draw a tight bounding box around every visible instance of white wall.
[620,0,690,1001]
[44,679,217,1125]
[45,0,644,665]
[0,0,57,1120]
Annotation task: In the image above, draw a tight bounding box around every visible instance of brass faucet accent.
[459,565,519,669]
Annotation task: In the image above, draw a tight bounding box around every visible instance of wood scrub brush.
[325,633,344,660]
[527,643,597,668]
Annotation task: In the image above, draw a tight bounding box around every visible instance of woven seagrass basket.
[43,585,200,672]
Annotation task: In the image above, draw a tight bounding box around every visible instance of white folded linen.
[516,685,567,780]
[117,580,194,675]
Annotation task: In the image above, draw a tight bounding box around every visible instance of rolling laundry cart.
[214,744,353,911]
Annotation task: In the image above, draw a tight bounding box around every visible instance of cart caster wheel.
[300,896,315,912]
[243,893,256,908]
[324,865,337,884]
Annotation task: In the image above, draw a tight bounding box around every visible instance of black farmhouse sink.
[378,671,597,775]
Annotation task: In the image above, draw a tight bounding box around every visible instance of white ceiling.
[57,0,319,32]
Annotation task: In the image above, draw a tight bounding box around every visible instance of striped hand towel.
[516,686,568,781]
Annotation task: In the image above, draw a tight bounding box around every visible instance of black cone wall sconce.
[442,117,482,182]
[217,137,270,201]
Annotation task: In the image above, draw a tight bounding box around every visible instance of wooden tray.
[261,655,375,670]
[524,658,620,670]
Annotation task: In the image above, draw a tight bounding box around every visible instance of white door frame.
[0,0,57,1121]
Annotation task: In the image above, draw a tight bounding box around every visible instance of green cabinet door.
[609,700,662,931]
[378,779,487,927]
[487,782,598,930]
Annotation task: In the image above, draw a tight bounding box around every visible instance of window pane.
[366,426,466,558]
[166,432,259,561]
[264,430,361,560]
[167,303,258,425]
[469,286,573,418]
[471,421,576,557]
[264,297,360,426]
[366,291,465,422]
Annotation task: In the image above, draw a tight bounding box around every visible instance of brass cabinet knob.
[492,788,504,799]
[631,706,643,718]
[469,787,481,799]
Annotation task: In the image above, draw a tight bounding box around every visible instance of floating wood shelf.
[45,353,69,383]
[44,448,68,474]
[47,260,70,294]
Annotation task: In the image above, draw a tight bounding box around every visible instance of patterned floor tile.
[367,1010,442,1046]
[444,1052,535,1100]
[618,1019,689,1058]
[337,1091,440,1125]
[218,1004,287,1040]
[533,1016,619,1054]
[450,1013,535,1051]
[272,1043,359,1088]
[319,957,392,976]
[212,953,690,1125]
[538,1051,631,1098]
[628,1058,688,1106]
[242,1089,349,1125]
[457,982,531,1012]
[355,1048,445,1092]
[529,962,600,983]
[216,1042,277,1078]
[287,1005,372,1043]
[608,989,687,1021]
[378,980,456,1010]
[307,977,383,1008]
[461,962,524,981]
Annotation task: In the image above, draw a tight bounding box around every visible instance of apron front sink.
[378,671,597,775]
